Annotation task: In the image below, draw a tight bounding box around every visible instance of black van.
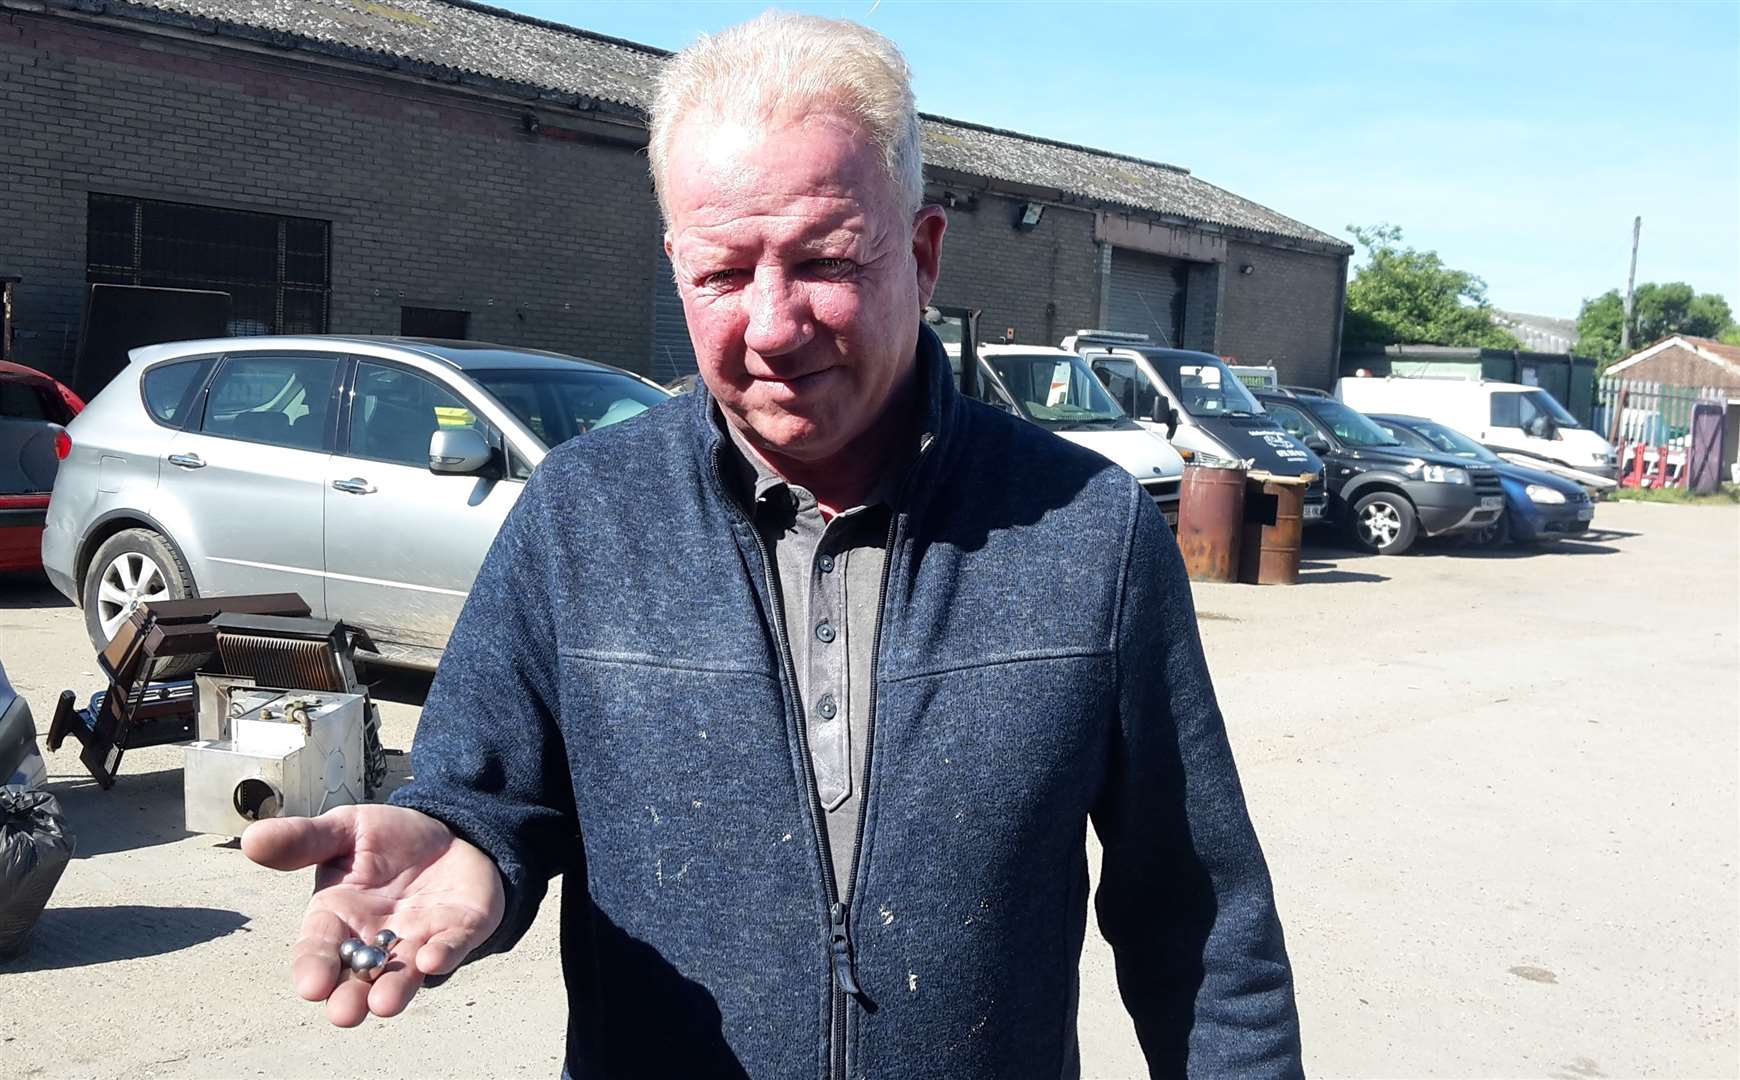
[1064,333,1328,519]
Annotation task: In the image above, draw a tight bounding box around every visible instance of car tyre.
[1349,491,1418,555]
[82,528,201,676]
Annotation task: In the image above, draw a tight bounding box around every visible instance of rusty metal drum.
[1177,464,1247,583]
[1238,472,1310,585]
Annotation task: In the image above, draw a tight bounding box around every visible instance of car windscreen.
[472,369,670,449]
[1405,419,1499,462]
[1145,354,1263,417]
[983,354,1136,431]
[1301,397,1401,448]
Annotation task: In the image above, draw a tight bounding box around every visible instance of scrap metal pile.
[46,593,389,835]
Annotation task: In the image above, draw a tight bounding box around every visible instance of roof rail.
[1072,329,1152,342]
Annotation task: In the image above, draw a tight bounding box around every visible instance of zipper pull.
[829,902,861,996]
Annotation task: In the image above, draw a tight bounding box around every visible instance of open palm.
[243,804,505,1027]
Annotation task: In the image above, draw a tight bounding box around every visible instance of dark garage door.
[1106,248,1187,347]
[651,249,697,384]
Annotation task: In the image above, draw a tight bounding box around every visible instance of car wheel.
[82,529,200,676]
[1349,492,1418,555]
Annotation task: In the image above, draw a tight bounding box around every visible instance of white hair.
[648,11,925,220]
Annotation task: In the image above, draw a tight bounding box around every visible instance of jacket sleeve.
[1090,485,1304,1077]
[388,462,578,960]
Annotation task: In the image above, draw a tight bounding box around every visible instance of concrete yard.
[1,501,1735,1078]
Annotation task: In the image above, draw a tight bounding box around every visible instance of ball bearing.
[348,945,388,978]
[338,930,396,980]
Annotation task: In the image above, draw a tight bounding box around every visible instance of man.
[244,12,1303,1078]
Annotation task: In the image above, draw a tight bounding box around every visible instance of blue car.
[1369,414,1595,545]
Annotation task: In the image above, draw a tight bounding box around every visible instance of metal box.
[184,686,367,837]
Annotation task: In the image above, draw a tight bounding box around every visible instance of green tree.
[1341,224,1521,349]
[1574,283,1736,364]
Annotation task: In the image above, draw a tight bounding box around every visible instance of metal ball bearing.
[348,945,388,978]
[338,938,366,964]
[373,929,399,950]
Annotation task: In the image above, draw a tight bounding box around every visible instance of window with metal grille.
[86,193,331,337]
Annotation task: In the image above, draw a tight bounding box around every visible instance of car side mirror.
[428,427,493,475]
[1303,434,1330,453]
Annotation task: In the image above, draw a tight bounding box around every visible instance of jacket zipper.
[830,431,933,1080]
[712,431,934,1080]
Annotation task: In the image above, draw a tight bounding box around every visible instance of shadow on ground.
[0,904,249,972]
[1296,565,1390,584]
[1424,537,1623,559]
[1292,543,1391,584]
[1300,537,1381,560]
[43,766,190,858]
[0,572,72,611]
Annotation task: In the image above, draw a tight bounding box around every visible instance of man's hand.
[242,804,506,1027]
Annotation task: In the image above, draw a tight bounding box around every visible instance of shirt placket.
[805,501,851,812]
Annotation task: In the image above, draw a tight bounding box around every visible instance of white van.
[947,344,1185,526]
[1335,375,1617,480]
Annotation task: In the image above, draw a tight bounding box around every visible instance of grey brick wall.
[1218,240,1348,387]
[0,13,661,380]
[2,11,1347,389]
[930,193,1098,348]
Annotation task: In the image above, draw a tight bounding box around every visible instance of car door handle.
[166,453,205,469]
[331,478,376,495]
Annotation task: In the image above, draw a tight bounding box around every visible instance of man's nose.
[743,269,814,357]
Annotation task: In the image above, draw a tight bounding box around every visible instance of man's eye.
[701,269,745,288]
[807,258,856,278]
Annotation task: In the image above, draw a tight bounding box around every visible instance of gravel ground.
[1,500,1734,1078]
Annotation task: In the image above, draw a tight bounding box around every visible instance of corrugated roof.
[918,117,1346,249]
[63,0,1347,250]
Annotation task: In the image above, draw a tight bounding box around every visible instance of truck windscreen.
[1150,355,1263,417]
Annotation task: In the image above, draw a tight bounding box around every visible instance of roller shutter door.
[651,249,697,383]
[1106,248,1187,347]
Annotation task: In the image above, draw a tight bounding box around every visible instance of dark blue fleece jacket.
[391,330,1303,1079]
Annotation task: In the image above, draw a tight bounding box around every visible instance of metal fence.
[1593,377,1726,453]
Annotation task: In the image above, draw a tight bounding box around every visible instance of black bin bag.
[0,787,75,957]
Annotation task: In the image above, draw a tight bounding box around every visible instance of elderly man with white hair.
[245,12,1303,1078]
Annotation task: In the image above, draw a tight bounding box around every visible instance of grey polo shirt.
[721,417,900,898]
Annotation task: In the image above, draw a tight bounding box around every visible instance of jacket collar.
[693,324,962,517]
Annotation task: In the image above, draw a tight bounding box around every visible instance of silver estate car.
[42,337,671,669]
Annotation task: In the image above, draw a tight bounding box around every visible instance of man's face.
[663,111,946,464]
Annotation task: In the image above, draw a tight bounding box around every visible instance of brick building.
[1605,335,1740,393]
[2,0,1351,389]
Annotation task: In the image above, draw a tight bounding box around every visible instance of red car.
[1,361,83,573]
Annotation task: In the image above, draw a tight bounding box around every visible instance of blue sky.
[497,0,1739,320]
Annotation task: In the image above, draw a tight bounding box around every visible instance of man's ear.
[911,206,948,307]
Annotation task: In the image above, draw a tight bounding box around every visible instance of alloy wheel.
[96,551,172,641]
[1358,503,1402,549]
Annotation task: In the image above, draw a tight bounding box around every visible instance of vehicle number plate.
[1479,496,1504,511]
[1577,507,1594,521]
[1303,503,1325,521]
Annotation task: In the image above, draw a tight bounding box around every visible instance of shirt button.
[818,554,835,573]
[815,621,836,644]
[816,694,837,720]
